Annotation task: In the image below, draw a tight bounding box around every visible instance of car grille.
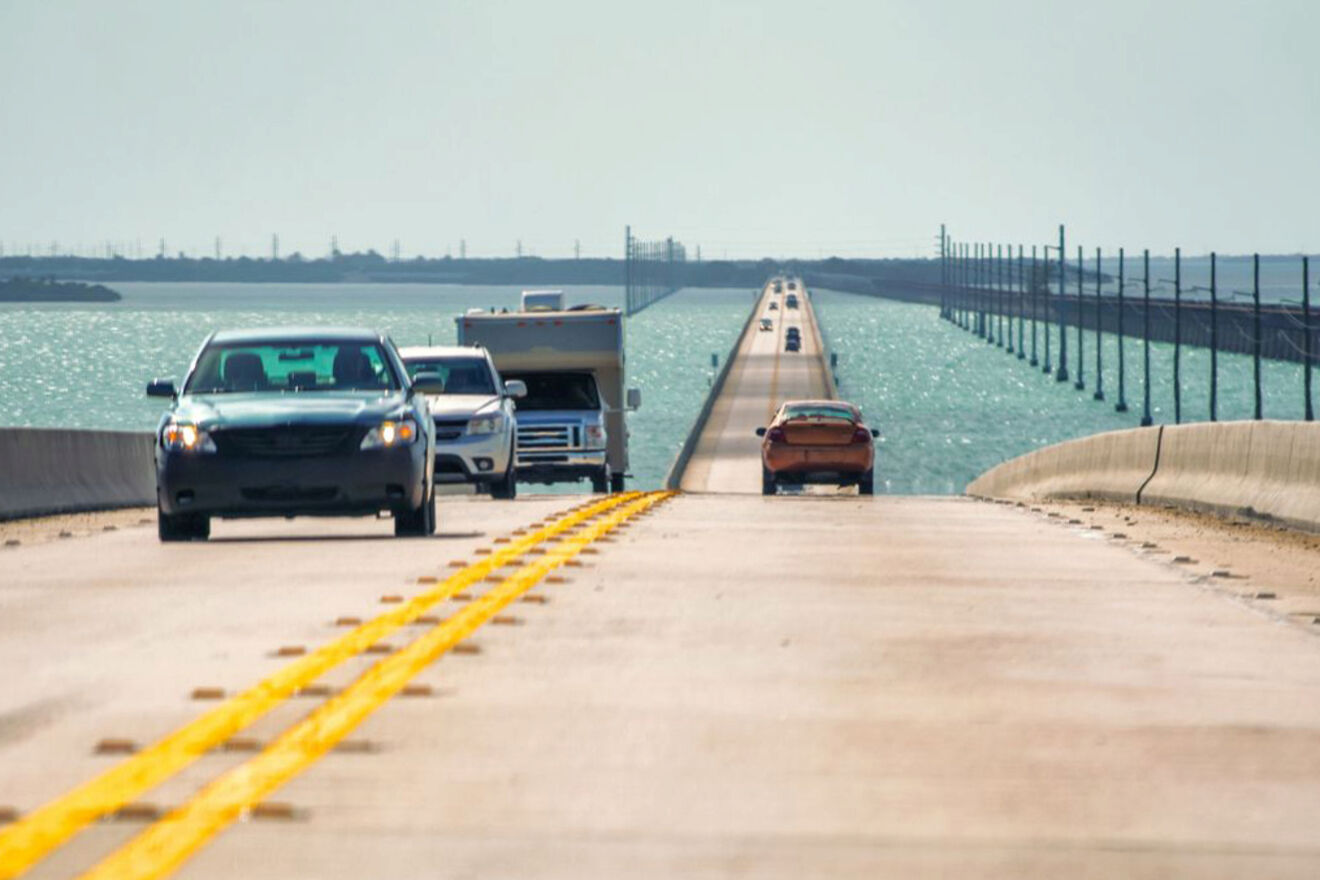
[433,419,467,441]
[214,425,358,458]
[517,424,574,450]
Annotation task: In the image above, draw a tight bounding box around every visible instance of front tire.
[590,465,611,494]
[158,508,210,542]
[395,486,436,537]
[858,469,875,496]
[490,464,517,500]
[761,466,777,496]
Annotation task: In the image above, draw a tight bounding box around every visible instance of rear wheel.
[394,486,436,537]
[158,508,209,542]
[590,466,611,494]
[858,469,875,496]
[761,466,777,496]
[610,472,626,493]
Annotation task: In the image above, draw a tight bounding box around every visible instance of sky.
[0,0,1316,261]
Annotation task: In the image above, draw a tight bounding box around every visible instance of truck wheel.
[490,464,517,500]
[158,508,209,542]
[590,467,610,494]
[858,469,875,496]
[610,472,625,493]
[394,486,436,537]
[761,466,776,496]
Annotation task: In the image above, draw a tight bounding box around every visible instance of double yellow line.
[0,490,671,880]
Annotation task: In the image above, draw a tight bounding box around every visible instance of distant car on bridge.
[756,400,877,495]
[785,294,799,309]
[146,328,438,541]
[784,336,801,352]
[759,318,774,332]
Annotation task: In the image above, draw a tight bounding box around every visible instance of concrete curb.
[664,290,762,490]
[966,420,1320,532]
[0,428,155,520]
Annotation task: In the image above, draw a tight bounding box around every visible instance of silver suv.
[399,345,525,499]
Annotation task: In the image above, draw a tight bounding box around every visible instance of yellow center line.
[79,490,675,880]
[0,492,642,880]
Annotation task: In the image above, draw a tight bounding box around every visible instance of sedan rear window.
[187,342,399,393]
[782,404,856,421]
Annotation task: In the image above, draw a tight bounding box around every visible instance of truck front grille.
[517,424,573,450]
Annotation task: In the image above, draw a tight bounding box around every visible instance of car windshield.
[503,371,600,411]
[404,357,497,394]
[186,341,399,394]
[782,404,855,422]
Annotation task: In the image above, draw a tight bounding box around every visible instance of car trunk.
[780,419,854,446]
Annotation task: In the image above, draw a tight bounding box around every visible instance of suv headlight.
[361,417,419,449]
[584,424,607,448]
[466,413,505,435]
[161,421,217,454]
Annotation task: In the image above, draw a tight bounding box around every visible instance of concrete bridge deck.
[3,280,1320,879]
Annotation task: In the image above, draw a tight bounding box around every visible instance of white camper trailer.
[456,291,641,493]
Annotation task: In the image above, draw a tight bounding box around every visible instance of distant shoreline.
[0,277,121,303]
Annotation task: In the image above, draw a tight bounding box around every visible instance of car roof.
[397,345,488,360]
[209,327,384,345]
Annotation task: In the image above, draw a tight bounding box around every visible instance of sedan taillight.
[851,427,871,444]
[766,427,786,443]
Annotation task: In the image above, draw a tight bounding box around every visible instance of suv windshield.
[403,357,497,395]
[504,371,600,411]
[186,341,400,394]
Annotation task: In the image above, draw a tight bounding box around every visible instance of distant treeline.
[0,276,120,302]
[0,251,943,295]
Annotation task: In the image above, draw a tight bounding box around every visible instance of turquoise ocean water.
[0,284,755,491]
[812,288,1310,494]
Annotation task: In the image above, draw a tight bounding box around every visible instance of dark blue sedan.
[147,327,439,541]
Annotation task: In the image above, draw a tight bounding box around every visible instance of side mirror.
[871,429,880,438]
[504,379,528,399]
[147,379,177,399]
[626,388,642,410]
[755,427,767,437]
[411,372,446,395]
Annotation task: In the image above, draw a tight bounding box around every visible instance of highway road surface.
[4,280,1320,878]
[679,281,832,494]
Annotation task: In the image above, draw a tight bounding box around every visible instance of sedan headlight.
[161,421,217,453]
[361,417,419,449]
[466,413,505,435]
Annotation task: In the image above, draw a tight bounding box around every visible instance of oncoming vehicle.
[756,399,877,495]
[399,345,525,499]
[759,317,774,332]
[787,280,797,291]
[147,328,438,541]
[773,280,784,294]
[785,336,801,352]
[768,301,779,311]
[785,294,800,309]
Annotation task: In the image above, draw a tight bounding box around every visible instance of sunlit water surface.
[0,284,755,491]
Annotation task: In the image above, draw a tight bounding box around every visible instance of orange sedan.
[756,400,877,495]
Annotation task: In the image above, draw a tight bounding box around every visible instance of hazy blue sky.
[1,0,1316,260]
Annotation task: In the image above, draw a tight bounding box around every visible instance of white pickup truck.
[456,290,640,493]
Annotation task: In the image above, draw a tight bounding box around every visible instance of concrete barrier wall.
[0,428,154,519]
[1141,421,1320,531]
[967,420,1320,532]
[967,426,1161,504]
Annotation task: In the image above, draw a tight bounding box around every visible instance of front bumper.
[156,444,428,518]
[432,430,513,485]
[515,448,608,484]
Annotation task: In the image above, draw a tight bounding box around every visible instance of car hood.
[514,409,603,426]
[175,392,409,429]
[423,394,501,419]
